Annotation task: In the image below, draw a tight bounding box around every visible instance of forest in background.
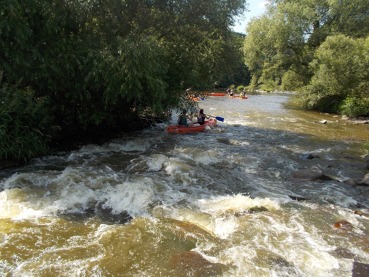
[243,0,369,116]
[1,0,369,163]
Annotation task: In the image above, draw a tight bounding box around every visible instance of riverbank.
[1,106,367,171]
[0,114,167,170]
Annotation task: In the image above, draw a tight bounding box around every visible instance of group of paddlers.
[226,88,247,98]
[177,108,209,127]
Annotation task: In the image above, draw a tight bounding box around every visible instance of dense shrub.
[0,82,54,161]
[281,70,304,91]
[243,0,369,114]
[339,96,369,118]
[301,35,369,116]
[0,0,248,161]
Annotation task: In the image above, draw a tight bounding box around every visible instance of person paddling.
[177,109,192,126]
[197,109,210,125]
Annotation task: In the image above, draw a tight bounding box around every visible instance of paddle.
[210,115,224,122]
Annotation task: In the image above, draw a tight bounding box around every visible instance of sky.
[231,0,268,34]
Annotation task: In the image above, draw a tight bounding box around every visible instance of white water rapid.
[1,94,369,276]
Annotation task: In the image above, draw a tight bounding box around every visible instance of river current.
[1,94,369,276]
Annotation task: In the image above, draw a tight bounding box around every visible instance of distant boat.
[205,92,227,96]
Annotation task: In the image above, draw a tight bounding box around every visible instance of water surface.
[1,94,369,276]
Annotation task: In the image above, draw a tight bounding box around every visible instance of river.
[1,94,369,276]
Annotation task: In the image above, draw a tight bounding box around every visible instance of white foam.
[171,146,224,166]
[192,149,220,165]
[102,178,154,216]
[0,165,159,220]
[2,172,31,189]
[94,223,116,239]
[218,211,348,276]
[74,139,151,156]
[318,184,359,208]
[197,194,280,215]
[0,188,45,219]
[213,216,239,239]
[51,183,95,214]
[146,154,167,171]
[108,140,150,152]
[164,157,193,176]
[156,195,281,239]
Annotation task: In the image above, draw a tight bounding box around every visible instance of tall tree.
[302,35,369,116]
[243,0,369,97]
[0,0,247,161]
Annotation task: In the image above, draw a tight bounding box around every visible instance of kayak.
[208,92,226,96]
[167,124,206,134]
[203,92,227,96]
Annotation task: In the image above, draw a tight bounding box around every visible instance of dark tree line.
[0,0,247,161]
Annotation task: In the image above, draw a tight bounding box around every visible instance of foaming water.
[1,94,369,276]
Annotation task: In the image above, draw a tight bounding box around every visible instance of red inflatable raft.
[167,124,206,134]
[208,92,226,96]
[167,118,217,134]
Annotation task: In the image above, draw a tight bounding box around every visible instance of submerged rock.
[358,173,369,186]
[288,195,308,201]
[170,251,228,276]
[248,206,269,213]
[291,169,325,181]
[290,168,336,182]
[354,210,369,218]
[95,203,133,224]
[216,138,231,145]
[331,248,356,259]
[343,179,358,186]
[364,155,369,170]
[58,202,133,224]
[353,262,369,277]
[233,206,269,217]
[255,249,300,276]
[58,208,95,221]
[301,153,320,160]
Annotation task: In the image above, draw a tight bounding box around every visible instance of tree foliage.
[243,0,369,116]
[0,0,247,161]
[303,35,369,115]
[0,80,54,161]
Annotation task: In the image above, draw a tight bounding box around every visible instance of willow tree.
[244,0,329,90]
[243,0,369,91]
[0,0,247,161]
[303,35,369,116]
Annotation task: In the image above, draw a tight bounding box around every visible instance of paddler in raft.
[197,109,210,125]
[227,88,234,98]
[177,109,193,127]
